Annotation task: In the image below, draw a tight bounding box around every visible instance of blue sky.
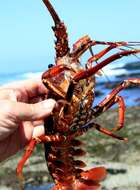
[0,0,140,74]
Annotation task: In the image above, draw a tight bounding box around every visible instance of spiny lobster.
[17,0,140,189]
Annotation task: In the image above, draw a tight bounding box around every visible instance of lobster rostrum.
[17,0,140,189]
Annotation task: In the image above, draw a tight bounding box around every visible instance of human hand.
[0,79,56,161]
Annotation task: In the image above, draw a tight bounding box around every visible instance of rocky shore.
[0,106,140,190]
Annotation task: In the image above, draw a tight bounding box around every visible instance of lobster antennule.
[42,0,61,24]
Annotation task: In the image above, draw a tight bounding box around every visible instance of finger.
[19,122,45,147]
[0,88,18,101]
[28,95,45,104]
[12,99,56,121]
[0,123,45,162]
[0,121,33,161]
[19,122,34,147]
[20,79,48,98]
[1,79,48,100]
[32,120,44,126]
[32,125,45,138]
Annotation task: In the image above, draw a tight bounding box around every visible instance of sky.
[0,0,140,74]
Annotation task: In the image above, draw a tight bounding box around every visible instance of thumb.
[13,99,56,121]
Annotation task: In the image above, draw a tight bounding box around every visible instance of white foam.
[21,72,42,79]
[103,68,127,76]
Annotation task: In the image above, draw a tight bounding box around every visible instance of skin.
[0,79,56,161]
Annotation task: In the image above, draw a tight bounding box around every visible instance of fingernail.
[43,99,56,111]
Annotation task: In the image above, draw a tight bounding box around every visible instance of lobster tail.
[42,0,70,58]
[74,167,107,190]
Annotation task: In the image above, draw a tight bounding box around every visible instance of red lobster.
[17,0,140,189]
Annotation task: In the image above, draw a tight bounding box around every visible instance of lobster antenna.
[42,0,70,58]
[118,46,140,61]
[42,0,61,24]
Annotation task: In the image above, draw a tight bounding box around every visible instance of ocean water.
[0,65,140,107]
[0,61,125,85]
[26,183,54,190]
[0,71,42,85]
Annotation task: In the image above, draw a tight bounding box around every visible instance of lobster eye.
[48,64,54,69]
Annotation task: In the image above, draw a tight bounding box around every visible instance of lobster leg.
[39,134,66,143]
[67,116,127,141]
[79,121,127,141]
[95,78,140,109]
[92,95,125,131]
[71,36,139,60]
[93,78,140,129]
[16,138,39,177]
[16,135,65,177]
[86,45,117,65]
[72,35,92,52]
[73,49,140,82]
[71,39,117,60]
